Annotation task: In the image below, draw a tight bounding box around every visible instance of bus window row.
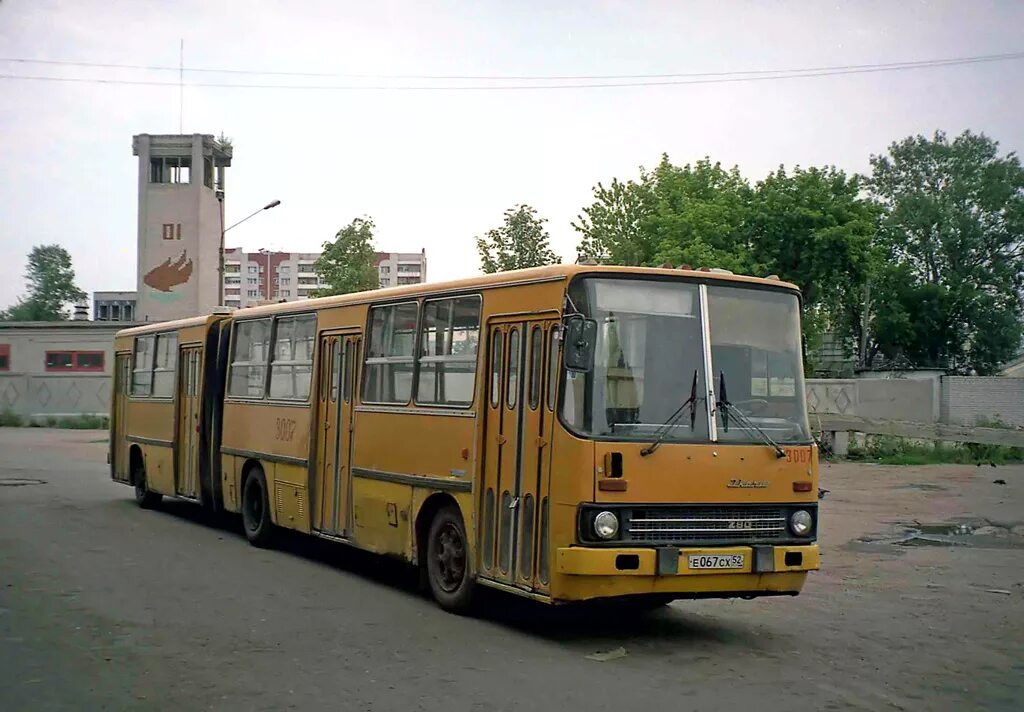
[126,293,485,409]
[363,294,481,408]
[228,314,316,401]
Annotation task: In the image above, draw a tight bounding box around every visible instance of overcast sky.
[1,0,1022,310]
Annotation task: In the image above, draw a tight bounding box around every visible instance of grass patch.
[847,434,1024,465]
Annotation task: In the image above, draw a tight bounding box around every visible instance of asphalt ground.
[2,428,1022,711]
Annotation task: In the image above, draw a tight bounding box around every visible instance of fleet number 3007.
[275,418,296,442]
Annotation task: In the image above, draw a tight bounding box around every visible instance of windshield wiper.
[717,372,786,458]
[640,370,699,457]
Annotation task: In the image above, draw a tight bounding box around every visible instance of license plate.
[688,554,745,570]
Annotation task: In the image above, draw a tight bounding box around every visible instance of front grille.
[627,507,789,544]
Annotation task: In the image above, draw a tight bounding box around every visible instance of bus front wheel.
[133,459,162,509]
[426,505,474,612]
[241,467,274,548]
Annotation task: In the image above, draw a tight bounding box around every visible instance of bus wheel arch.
[240,460,274,548]
[417,494,475,612]
[128,445,144,486]
[130,445,161,509]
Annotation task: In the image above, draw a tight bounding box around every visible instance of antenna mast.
[178,39,184,133]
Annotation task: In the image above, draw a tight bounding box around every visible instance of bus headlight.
[790,510,813,536]
[593,511,619,540]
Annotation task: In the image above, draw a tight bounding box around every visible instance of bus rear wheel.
[132,459,162,509]
[241,467,274,548]
[426,505,474,612]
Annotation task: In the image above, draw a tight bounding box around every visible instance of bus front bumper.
[558,543,819,576]
[552,543,819,601]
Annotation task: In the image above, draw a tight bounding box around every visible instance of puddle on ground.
[897,483,949,492]
[0,478,46,487]
[852,518,1024,550]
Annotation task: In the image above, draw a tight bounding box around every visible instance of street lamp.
[258,247,275,301]
[218,199,281,306]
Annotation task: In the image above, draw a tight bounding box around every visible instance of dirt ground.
[1,428,1022,711]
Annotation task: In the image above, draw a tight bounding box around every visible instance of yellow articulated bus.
[110,265,819,611]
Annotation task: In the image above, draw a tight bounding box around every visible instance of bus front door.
[481,317,557,589]
[314,333,359,537]
[176,347,202,499]
[112,353,130,482]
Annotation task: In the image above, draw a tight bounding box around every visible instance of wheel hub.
[435,524,466,592]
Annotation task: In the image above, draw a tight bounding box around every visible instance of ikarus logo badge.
[727,479,770,489]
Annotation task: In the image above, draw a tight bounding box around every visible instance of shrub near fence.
[0,409,108,429]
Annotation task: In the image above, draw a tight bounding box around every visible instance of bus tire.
[133,459,162,509]
[241,467,274,548]
[426,505,474,612]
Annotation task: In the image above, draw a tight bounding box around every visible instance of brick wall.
[940,376,1024,428]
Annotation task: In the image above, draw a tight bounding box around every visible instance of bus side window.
[152,333,177,398]
[416,295,481,407]
[363,302,418,404]
[131,335,154,396]
[228,319,272,399]
[269,314,316,401]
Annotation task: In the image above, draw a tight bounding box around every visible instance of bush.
[21,414,109,430]
[0,408,24,427]
[845,433,1024,465]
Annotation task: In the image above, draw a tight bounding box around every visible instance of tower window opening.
[150,156,192,184]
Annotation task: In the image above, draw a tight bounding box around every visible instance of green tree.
[574,174,656,264]
[645,157,755,273]
[574,155,889,373]
[749,166,880,366]
[476,204,560,274]
[0,245,85,321]
[314,217,380,296]
[867,130,1024,373]
[574,156,754,272]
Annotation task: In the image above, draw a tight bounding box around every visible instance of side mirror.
[564,316,597,372]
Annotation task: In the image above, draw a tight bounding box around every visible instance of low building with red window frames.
[0,321,137,421]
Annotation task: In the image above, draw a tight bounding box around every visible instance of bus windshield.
[561,277,811,445]
[707,284,811,444]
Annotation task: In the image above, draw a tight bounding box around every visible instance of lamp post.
[258,247,275,301]
[218,199,281,306]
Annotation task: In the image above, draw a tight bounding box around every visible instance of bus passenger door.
[482,318,540,586]
[516,320,558,591]
[112,354,131,482]
[314,335,342,534]
[337,335,359,536]
[176,347,201,499]
[314,332,359,537]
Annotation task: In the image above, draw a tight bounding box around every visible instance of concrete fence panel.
[0,373,111,418]
[855,378,936,422]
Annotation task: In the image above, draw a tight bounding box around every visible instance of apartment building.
[221,247,426,308]
[222,248,326,309]
[375,250,428,288]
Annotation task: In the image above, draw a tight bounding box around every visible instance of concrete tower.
[132,134,232,322]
